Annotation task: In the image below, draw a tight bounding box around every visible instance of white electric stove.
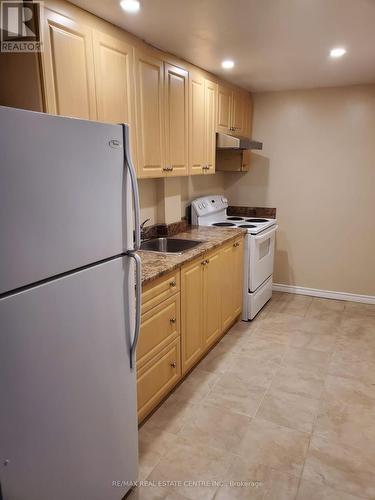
[191,195,278,320]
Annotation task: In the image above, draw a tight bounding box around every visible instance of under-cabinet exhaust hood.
[216,132,263,150]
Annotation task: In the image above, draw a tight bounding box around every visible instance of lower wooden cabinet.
[137,235,244,421]
[221,236,244,330]
[233,237,245,317]
[181,241,242,375]
[137,293,180,368]
[203,249,222,347]
[137,338,181,422]
[181,256,205,374]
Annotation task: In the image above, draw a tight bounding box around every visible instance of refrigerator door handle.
[127,251,142,369]
[122,123,141,251]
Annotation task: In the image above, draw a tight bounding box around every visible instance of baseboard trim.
[272,283,375,305]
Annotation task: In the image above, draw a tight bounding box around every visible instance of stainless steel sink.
[140,238,204,254]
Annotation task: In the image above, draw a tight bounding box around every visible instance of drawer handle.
[233,242,240,247]
[170,361,177,368]
[169,280,176,287]
[170,317,176,324]
[201,260,206,266]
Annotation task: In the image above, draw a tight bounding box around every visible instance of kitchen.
[0,1,375,499]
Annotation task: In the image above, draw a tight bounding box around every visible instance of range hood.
[216,132,263,150]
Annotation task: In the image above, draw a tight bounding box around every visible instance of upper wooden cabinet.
[41,9,97,119]
[134,52,189,178]
[164,63,189,177]
[134,48,165,178]
[189,72,205,175]
[232,88,245,135]
[92,30,137,160]
[204,78,218,175]
[189,71,217,175]
[217,84,232,135]
[3,2,253,179]
[217,84,252,138]
[243,93,253,138]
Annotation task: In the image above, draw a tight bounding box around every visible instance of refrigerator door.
[0,256,138,500]
[0,106,133,294]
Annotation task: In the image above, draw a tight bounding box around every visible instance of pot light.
[221,60,234,69]
[120,0,140,13]
[330,47,346,58]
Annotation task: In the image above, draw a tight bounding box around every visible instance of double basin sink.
[140,238,204,255]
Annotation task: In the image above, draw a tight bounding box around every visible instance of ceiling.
[70,0,375,92]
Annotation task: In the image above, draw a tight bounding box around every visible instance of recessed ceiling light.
[330,47,346,58]
[120,0,140,13]
[222,60,234,69]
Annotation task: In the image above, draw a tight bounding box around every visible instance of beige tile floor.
[130,292,375,500]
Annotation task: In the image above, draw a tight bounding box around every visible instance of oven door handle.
[254,225,278,242]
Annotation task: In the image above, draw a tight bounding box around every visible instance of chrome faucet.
[140,218,151,241]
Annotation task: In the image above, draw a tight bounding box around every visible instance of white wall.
[224,84,375,296]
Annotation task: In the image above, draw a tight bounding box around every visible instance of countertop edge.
[138,228,246,287]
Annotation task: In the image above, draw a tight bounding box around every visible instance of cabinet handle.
[169,280,176,287]
[233,242,240,247]
[205,259,210,264]
[201,260,206,266]
[170,361,177,368]
[170,317,176,324]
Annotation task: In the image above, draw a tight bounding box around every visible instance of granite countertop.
[138,226,245,285]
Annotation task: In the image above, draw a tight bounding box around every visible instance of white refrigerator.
[0,106,141,500]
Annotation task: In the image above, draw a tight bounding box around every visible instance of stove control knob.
[198,204,202,209]
[202,202,206,208]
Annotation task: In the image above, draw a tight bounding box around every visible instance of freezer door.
[0,257,138,500]
[0,106,133,294]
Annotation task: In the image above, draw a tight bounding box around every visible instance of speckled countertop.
[138,226,245,285]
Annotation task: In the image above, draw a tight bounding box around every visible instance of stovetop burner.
[239,224,257,228]
[246,218,269,223]
[212,222,236,227]
[227,217,244,221]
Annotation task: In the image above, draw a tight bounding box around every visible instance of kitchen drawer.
[137,293,180,368]
[137,338,181,422]
[142,270,180,314]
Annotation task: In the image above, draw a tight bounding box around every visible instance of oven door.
[249,225,277,291]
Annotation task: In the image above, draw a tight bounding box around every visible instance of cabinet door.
[137,338,181,422]
[137,293,180,368]
[189,71,205,175]
[203,249,222,347]
[231,88,245,135]
[243,93,253,138]
[134,49,165,178]
[181,257,204,374]
[42,9,97,119]
[217,84,232,134]
[233,237,244,317]
[220,243,235,331]
[92,31,137,162]
[164,63,189,177]
[204,78,217,175]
